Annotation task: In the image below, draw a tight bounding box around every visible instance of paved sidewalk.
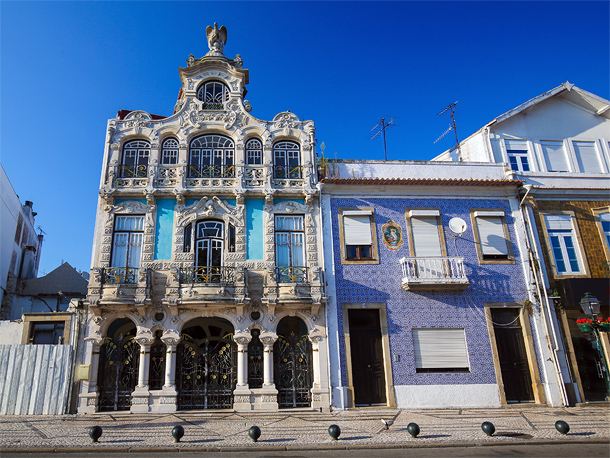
[0,407,608,452]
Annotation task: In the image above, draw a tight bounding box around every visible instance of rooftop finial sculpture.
[206,22,227,56]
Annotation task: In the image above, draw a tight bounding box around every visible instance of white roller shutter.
[572,141,602,173]
[411,216,442,257]
[545,214,573,230]
[541,141,569,172]
[413,329,469,369]
[344,215,372,245]
[476,216,509,255]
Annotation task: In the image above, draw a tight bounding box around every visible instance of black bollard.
[481,421,495,436]
[555,420,569,435]
[406,423,420,438]
[88,426,103,443]
[172,425,185,443]
[248,425,261,442]
[328,424,341,440]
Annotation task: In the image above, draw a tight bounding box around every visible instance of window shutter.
[476,216,509,255]
[413,329,469,369]
[344,215,372,245]
[572,141,602,173]
[411,216,442,257]
[545,214,573,230]
[505,139,527,150]
[541,141,569,172]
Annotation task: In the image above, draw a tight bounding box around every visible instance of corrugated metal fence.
[0,345,73,415]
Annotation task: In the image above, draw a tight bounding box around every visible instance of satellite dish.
[448,217,467,236]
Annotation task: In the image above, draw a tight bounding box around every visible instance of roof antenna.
[436,102,462,161]
[370,116,398,161]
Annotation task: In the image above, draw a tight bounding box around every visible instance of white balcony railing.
[399,256,469,290]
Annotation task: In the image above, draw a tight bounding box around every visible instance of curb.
[1,438,608,453]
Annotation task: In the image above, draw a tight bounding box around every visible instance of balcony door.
[411,215,443,278]
[195,221,223,283]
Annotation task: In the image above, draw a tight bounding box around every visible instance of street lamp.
[578,292,610,400]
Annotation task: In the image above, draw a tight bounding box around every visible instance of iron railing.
[275,266,307,283]
[102,267,139,284]
[273,165,302,179]
[119,164,147,178]
[188,164,235,178]
[179,266,236,284]
[202,102,224,110]
[399,256,468,285]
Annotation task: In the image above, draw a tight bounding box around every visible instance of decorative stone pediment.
[273,111,300,129]
[263,200,313,217]
[176,196,244,228]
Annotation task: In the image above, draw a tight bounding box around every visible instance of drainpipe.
[519,197,570,406]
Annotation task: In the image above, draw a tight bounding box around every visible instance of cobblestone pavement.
[0,407,608,452]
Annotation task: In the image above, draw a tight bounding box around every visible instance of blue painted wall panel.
[154,199,175,260]
[247,198,265,260]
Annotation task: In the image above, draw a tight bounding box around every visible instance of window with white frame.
[544,214,584,275]
[572,141,603,173]
[189,134,235,178]
[275,215,305,282]
[505,139,530,172]
[110,215,144,283]
[540,140,569,172]
[472,210,512,262]
[412,328,470,373]
[593,209,610,258]
[600,213,610,249]
[121,140,150,178]
[343,210,374,260]
[246,138,263,165]
[161,138,179,165]
[273,141,301,178]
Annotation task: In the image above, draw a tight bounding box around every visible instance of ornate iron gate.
[274,327,312,408]
[177,334,236,409]
[98,335,140,411]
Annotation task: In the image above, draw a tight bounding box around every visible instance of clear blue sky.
[2,1,608,276]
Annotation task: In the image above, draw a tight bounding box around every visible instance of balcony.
[178,266,236,284]
[399,256,469,291]
[275,266,307,283]
[115,164,148,188]
[88,267,152,310]
[101,267,139,284]
[262,267,325,315]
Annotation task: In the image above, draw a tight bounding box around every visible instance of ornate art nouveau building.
[77,25,328,413]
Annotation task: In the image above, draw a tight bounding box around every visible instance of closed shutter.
[411,216,441,257]
[572,141,602,173]
[476,216,509,255]
[545,214,572,231]
[344,215,372,246]
[413,329,469,369]
[541,141,569,172]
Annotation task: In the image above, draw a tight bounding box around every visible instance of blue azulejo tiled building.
[320,160,566,409]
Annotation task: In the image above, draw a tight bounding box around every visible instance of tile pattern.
[330,197,532,387]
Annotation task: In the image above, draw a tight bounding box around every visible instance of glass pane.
[128,233,143,268]
[291,233,304,266]
[276,233,290,267]
[549,235,566,273]
[563,236,580,272]
[112,233,129,267]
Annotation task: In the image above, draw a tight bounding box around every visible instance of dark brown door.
[491,308,535,403]
[348,309,386,406]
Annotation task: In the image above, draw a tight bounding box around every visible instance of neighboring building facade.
[434,82,610,404]
[78,26,329,413]
[320,160,566,409]
[0,164,43,316]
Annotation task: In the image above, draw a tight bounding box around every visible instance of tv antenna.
[37,226,47,236]
[370,116,398,160]
[435,102,462,161]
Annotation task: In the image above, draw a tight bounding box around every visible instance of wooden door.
[491,308,534,403]
[348,309,386,406]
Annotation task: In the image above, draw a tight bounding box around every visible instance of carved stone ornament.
[176,195,244,229]
[273,111,300,129]
[160,396,175,404]
[117,111,153,132]
[206,22,227,56]
[131,397,148,405]
[188,100,241,129]
[234,395,250,403]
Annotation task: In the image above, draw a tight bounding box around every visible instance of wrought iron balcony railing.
[188,164,235,179]
[273,165,302,179]
[119,164,148,178]
[202,102,224,110]
[399,256,469,290]
[102,267,139,284]
[275,266,307,283]
[179,266,236,284]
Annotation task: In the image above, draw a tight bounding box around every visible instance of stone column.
[161,335,181,388]
[309,336,322,387]
[309,334,329,412]
[132,336,153,413]
[137,343,151,388]
[261,334,277,387]
[78,337,103,414]
[234,335,252,387]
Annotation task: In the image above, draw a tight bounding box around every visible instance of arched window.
[245,138,263,165]
[273,141,301,178]
[189,135,234,178]
[161,138,179,165]
[121,140,150,178]
[196,80,229,110]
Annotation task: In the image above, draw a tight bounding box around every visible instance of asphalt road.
[3,443,610,458]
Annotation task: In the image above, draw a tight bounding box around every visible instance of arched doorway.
[98,318,139,411]
[177,317,236,409]
[274,316,312,408]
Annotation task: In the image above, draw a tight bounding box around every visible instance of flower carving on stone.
[273,111,300,129]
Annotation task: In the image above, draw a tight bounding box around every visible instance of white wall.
[0,321,22,344]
